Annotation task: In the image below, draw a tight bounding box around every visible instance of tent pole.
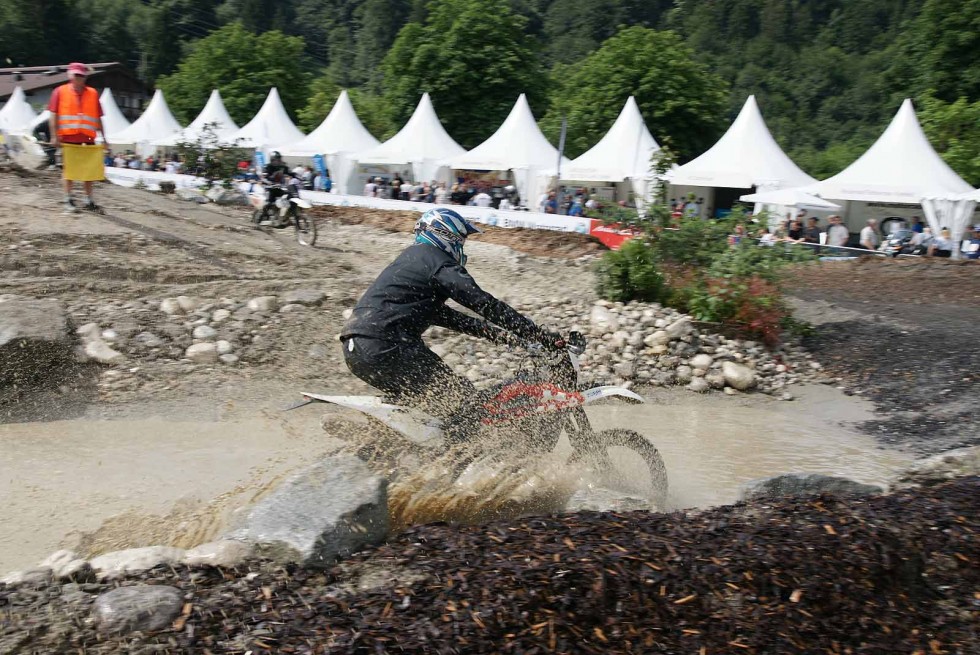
[555,116,567,212]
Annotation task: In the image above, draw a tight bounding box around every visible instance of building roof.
[282,89,377,156]
[666,95,815,190]
[0,62,126,101]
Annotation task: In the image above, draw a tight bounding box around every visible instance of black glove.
[537,330,566,351]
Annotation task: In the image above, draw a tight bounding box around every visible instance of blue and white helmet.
[414,207,482,266]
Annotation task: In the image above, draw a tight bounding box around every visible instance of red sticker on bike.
[481,382,585,424]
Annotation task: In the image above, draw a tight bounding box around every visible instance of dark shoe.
[82,201,100,212]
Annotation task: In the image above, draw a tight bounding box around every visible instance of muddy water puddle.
[0,385,912,574]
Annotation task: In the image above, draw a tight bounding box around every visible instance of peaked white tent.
[281,90,378,195]
[99,89,131,142]
[667,95,815,191]
[0,87,38,134]
[110,89,182,154]
[355,93,464,185]
[226,87,304,150]
[446,94,568,207]
[559,96,660,208]
[154,89,239,147]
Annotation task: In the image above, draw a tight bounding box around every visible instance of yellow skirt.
[62,143,106,181]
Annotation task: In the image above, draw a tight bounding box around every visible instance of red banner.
[589,220,640,249]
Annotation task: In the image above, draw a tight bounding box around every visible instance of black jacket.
[341,243,541,344]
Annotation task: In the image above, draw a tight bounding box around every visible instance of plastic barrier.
[104,167,206,191]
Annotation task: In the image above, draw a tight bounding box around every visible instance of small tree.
[173,123,245,188]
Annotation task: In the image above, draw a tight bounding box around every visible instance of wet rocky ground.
[2,477,977,654]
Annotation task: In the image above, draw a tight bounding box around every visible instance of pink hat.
[67,62,90,77]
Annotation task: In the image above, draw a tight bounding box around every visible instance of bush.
[594,238,667,303]
[707,240,817,282]
[686,275,788,346]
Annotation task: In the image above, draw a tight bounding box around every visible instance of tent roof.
[110,89,182,144]
[229,87,304,149]
[281,90,377,156]
[560,96,659,182]
[0,86,38,133]
[667,95,815,189]
[355,93,463,165]
[99,88,131,141]
[806,99,973,203]
[154,89,239,147]
[446,94,568,171]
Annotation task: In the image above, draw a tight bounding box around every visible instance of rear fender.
[301,393,444,446]
[582,385,646,404]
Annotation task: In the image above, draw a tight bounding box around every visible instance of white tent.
[153,89,239,147]
[226,87,304,151]
[558,96,660,208]
[445,93,568,207]
[99,89,131,143]
[110,89,182,154]
[281,90,378,195]
[667,95,815,191]
[739,188,841,210]
[355,93,464,185]
[806,99,973,204]
[0,87,38,134]
[29,110,52,132]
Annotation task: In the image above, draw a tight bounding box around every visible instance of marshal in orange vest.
[55,84,101,140]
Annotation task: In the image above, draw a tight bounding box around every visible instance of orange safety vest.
[56,84,100,139]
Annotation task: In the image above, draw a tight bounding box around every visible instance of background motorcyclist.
[260,151,292,226]
[340,207,564,441]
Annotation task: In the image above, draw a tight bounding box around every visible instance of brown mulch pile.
[3,478,978,654]
[312,205,607,260]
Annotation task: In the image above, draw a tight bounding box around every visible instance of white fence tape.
[104,167,206,191]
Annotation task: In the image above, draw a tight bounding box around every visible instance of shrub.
[707,240,817,282]
[594,238,667,303]
[687,275,788,346]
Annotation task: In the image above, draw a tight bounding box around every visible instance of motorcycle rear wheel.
[294,208,317,246]
[571,428,668,509]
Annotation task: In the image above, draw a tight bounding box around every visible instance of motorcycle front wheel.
[570,428,668,509]
[293,208,317,246]
[251,206,269,228]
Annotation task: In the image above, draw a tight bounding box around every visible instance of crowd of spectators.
[103,151,185,174]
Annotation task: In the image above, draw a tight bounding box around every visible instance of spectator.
[473,189,492,207]
[364,177,378,197]
[911,216,925,233]
[567,197,584,217]
[964,224,980,259]
[859,219,879,250]
[728,223,746,247]
[113,153,125,168]
[301,165,314,191]
[803,217,821,246]
[49,61,106,212]
[391,174,402,199]
[544,192,558,214]
[826,215,849,250]
[683,194,699,218]
[787,220,805,242]
[434,183,448,204]
[758,227,777,246]
[927,227,954,258]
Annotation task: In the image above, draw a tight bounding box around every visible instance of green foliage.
[919,93,980,187]
[155,24,309,125]
[297,77,393,139]
[173,122,244,187]
[706,241,817,284]
[593,239,667,304]
[541,27,728,161]
[654,212,739,268]
[380,0,548,149]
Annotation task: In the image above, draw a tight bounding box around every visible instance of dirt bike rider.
[340,207,565,442]
[260,151,292,226]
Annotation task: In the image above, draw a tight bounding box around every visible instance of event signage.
[254,150,266,170]
[312,154,328,177]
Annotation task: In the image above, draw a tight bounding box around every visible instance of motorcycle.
[879,228,916,257]
[291,331,668,507]
[248,179,317,246]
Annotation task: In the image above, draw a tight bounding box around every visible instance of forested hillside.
[2,0,977,183]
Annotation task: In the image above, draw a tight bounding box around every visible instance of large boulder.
[92,585,183,634]
[897,446,980,487]
[89,546,186,579]
[722,361,757,391]
[282,289,328,307]
[228,456,388,569]
[0,296,74,387]
[740,473,883,502]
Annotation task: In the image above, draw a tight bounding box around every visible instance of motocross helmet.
[271,151,283,162]
[414,207,482,266]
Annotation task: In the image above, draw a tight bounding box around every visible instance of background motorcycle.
[248,179,317,246]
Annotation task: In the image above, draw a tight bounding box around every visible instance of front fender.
[582,385,645,404]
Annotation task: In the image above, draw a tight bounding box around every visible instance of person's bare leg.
[83,181,95,207]
[63,179,76,211]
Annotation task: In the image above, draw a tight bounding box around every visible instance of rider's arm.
[432,262,542,342]
[432,306,508,343]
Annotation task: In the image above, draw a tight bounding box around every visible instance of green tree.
[919,94,980,187]
[908,0,980,102]
[380,0,547,149]
[541,27,728,161]
[155,23,309,125]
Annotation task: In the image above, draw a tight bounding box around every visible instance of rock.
[206,186,248,206]
[228,456,388,568]
[176,187,207,203]
[675,365,693,384]
[134,332,163,348]
[38,550,79,576]
[705,371,726,389]
[185,343,218,364]
[0,296,74,387]
[247,296,278,312]
[183,540,254,567]
[283,289,328,306]
[740,473,883,502]
[613,361,636,379]
[564,486,657,512]
[664,316,693,339]
[211,308,231,324]
[690,354,713,370]
[342,308,354,320]
[898,446,980,487]
[192,325,218,341]
[610,330,630,350]
[219,354,239,365]
[780,392,795,401]
[159,298,183,315]
[215,340,234,355]
[279,303,306,314]
[589,305,619,333]
[723,386,738,395]
[643,331,671,347]
[722,361,757,391]
[687,378,710,393]
[89,546,186,579]
[308,344,329,360]
[176,296,198,313]
[0,567,52,587]
[84,339,125,365]
[92,585,183,634]
[100,329,120,343]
